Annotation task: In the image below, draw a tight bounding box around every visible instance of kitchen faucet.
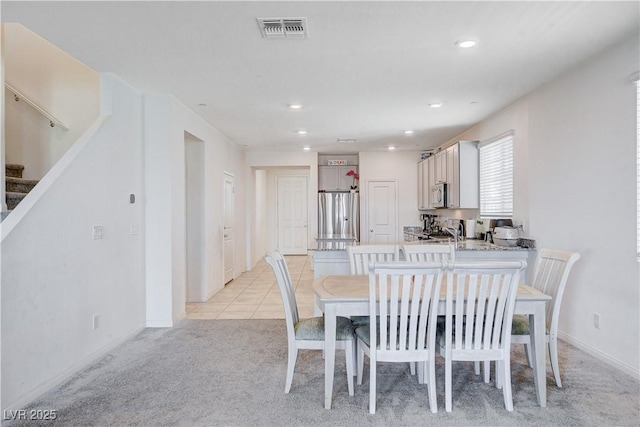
[444,226,459,246]
[444,222,464,246]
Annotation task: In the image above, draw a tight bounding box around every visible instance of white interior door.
[223,173,234,284]
[366,180,398,244]
[277,176,308,255]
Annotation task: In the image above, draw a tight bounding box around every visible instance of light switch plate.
[93,226,104,240]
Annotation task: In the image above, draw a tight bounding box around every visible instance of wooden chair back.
[347,245,400,274]
[402,243,456,262]
[531,249,581,332]
[265,252,299,341]
[368,262,445,359]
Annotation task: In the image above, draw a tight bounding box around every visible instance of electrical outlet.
[93,314,100,330]
[593,313,600,329]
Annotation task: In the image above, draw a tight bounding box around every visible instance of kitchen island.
[311,239,537,282]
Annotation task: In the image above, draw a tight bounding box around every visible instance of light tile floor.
[185,255,315,320]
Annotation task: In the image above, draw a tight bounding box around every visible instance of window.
[479,131,514,218]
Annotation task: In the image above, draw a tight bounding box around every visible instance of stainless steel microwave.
[431,183,447,208]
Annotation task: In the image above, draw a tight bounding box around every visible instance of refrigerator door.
[318,192,359,241]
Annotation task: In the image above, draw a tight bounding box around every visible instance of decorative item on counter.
[517,238,536,249]
[475,219,485,240]
[346,169,359,190]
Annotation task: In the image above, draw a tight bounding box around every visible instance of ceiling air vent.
[257,18,308,39]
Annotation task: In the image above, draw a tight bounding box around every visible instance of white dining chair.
[265,251,355,395]
[347,244,400,274]
[402,243,456,262]
[511,248,581,387]
[436,260,526,412]
[355,261,445,414]
[346,244,401,326]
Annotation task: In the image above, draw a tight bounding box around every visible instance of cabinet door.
[417,161,425,209]
[427,156,435,208]
[447,144,459,207]
[435,151,447,183]
[318,166,339,191]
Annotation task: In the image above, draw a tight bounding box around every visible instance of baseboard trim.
[146,320,173,328]
[558,331,640,380]
[3,323,146,412]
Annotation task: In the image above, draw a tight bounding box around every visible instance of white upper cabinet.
[417,160,426,209]
[446,144,459,207]
[434,150,447,184]
[446,141,479,209]
[319,165,358,191]
[427,155,435,209]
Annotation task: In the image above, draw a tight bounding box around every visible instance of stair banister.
[5,82,69,131]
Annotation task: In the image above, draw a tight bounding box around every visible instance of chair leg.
[501,357,514,411]
[417,361,425,384]
[483,361,491,383]
[410,362,416,376]
[285,346,298,393]
[369,356,377,414]
[427,358,437,413]
[474,361,480,375]
[496,360,503,389]
[524,343,532,367]
[549,337,562,387]
[345,341,354,396]
[357,342,365,385]
[445,358,452,412]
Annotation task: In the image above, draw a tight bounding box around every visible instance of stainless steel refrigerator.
[318,191,360,241]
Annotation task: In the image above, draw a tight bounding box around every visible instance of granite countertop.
[410,239,536,251]
[312,239,536,252]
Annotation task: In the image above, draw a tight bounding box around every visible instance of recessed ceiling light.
[303,146,310,151]
[388,146,396,151]
[297,130,307,135]
[429,103,444,108]
[456,40,477,48]
[289,104,303,109]
[404,130,414,135]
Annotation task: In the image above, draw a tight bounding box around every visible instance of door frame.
[223,172,235,284]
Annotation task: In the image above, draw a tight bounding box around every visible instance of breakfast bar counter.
[311,240,537,282]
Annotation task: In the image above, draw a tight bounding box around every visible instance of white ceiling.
[3,1,639,153]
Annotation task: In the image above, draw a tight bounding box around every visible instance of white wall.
[3,24,99,180]
[359,151,423,242]
[144,95,247,325]
[441,36,640,377]
[1,74,145,409]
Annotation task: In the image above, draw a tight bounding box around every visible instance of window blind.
[479,132,514,218]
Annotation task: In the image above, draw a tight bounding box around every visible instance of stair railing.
[5,82,69,131]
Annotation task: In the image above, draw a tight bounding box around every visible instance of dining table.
[313,274,552,410]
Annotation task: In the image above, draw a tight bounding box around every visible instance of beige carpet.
[5,319,639,426]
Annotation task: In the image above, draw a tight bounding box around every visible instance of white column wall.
[144,95,247,325]
[1,74,145,409]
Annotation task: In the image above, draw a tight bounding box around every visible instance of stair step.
[6,164,25,179]
[6,192,27,211]
[6,177,38,193]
